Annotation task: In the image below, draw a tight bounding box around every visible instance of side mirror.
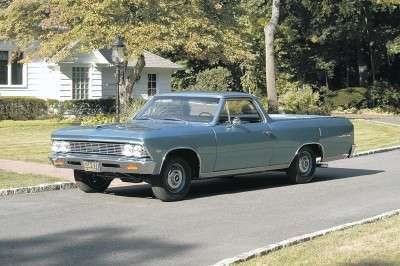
[232,117,241,126]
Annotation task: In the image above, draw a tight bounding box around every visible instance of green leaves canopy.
[0,0,252,65]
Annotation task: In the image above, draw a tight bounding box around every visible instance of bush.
[370,81,400,111]
[326,87,368,109]
[64,99,115,117]
[80,114,116,126]
[0,97,48,120]
[278,85,327,114]
[189,67,233,92]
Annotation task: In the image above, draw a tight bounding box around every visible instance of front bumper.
[49,153,156,175]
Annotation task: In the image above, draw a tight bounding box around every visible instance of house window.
[148,74,157,96]
[0,51,8,85]
[72,67,89,100]
[0,51,24,86]
[11,53,23,85]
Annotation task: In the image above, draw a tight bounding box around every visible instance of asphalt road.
[1,150,400,266]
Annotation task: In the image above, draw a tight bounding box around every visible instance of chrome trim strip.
[52,137,145,145]
[159,147,203,176]
[199,164,289,178]
[290,142,326,163]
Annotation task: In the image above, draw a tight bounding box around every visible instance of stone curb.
[213,209,400,266]
[352,145,400,158]
[0,182,77,197]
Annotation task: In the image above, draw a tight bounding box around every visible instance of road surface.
[1,150,399,266]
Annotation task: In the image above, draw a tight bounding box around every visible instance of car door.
[212,98,273,171]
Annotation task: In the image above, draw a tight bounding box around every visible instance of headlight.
[52,141,70,153]
[122,144,150,158]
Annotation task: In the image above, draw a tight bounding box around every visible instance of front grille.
[69,142,124,156]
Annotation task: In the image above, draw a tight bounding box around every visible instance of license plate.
[82,161,100,172]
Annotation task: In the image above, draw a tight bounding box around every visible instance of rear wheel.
[74,170,112,193]
[151,157,192,201]
[287,147,316,184]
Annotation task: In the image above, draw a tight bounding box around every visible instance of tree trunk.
[119,54,146,113]
[357,46,369,87]
[264,0,280,113]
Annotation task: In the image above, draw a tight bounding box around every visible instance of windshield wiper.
[162,117,186,122]
[135,117,154,121]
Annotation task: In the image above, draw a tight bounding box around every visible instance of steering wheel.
[198,112,213,117]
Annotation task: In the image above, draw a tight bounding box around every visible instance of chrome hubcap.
[299,154,311,174]
[167,164,185,191]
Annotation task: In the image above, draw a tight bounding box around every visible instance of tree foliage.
[1,0,400,112]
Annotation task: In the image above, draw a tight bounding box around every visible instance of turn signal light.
[126,163,139,170]
[53,159,65,166]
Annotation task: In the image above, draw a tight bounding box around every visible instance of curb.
[213,209,400,266]
[352,145,400,158]
[0,182,77,197]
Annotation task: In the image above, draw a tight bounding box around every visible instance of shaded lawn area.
[0,170,62,189]
[0,119,400,163]
[0,120,75,163]
[352,119,400,153]
[238,215,400,266]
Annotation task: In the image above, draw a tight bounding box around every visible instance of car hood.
[51,120,202,142]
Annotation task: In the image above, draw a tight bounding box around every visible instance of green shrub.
[370,81,400,111]
[326,87,368,109]
[0,97,48,120]
[189,67,233,91]
[279,85,327,114]
[80,114,116,126]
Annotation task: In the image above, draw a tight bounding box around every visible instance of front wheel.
[151,157,192,201]
[74,170,112,193]
[287,147,316,184]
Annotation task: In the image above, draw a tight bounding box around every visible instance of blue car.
[50,92,355,201]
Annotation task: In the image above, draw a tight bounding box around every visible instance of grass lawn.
[238,215,400,266]
[0,118,399,163]
[352,119,400,153]
[0,120,75,163]
[0,170,63,189]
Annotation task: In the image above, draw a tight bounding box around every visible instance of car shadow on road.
[106,167,383,201]
[0,226,196,265]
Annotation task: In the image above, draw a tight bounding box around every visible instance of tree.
[0,0,252,110]
[264,0,280,112]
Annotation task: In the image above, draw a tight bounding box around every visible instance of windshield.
[135,96,220,123]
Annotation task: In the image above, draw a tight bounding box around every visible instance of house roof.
[97,49,182,70]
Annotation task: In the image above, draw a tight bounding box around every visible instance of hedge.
[0,97,48,120]
[50,99,116,118]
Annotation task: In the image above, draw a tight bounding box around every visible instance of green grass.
[0,170,63,189]
[0,119,399,163]
[238,215,400,266]
[352,119,400,153]
[0,120,75,163]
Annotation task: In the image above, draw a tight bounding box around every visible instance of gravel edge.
[0,181,77,197]
[213,209,400,266]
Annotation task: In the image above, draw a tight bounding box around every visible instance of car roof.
[156,91,254,99]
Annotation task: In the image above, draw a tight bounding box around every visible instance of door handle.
[263,130,273,137]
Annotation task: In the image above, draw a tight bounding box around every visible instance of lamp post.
[112,36,126,123]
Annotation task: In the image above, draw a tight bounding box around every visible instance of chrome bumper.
[49,153,156,175]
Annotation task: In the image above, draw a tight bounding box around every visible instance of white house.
[0,42,182,100]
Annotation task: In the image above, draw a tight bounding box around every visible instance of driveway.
[1,150,400,266]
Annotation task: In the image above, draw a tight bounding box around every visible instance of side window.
[219,98,262,124]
